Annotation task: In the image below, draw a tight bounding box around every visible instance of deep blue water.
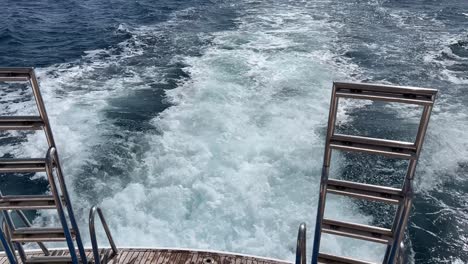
[0,0,227,66]
[1,0,467,263]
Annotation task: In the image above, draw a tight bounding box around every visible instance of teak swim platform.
[0,248,291,264]
[0,68,437,264]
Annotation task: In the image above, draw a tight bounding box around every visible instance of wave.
[2,1,467,263]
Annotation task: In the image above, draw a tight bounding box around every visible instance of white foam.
[90,3,382,263]
[1,2,412,263]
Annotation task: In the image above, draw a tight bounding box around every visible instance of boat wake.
[1,0,467,263]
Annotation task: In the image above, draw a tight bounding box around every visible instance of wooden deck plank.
[189,250,199,264]
[113,249,126,264]
[198,251,206,264]
[165,250,177,264]
[133,250,146,264]
[129,249,138,262]
[85,249,94,263]
[153,250,163,264]
[219,253,227,264]
[138,250,151,264]
[178,250,192,264]
[0,256,8,264]
[164,250,177,264]
[129,250,140,263]
[142,250,154,264]
[119,249,131,263]
[155,250,168,264]
[163,250,174,264]
[251,257,258,264]
[123,249,137,263]
[173,252,182,264]
[136,250,148,263]
[235,254,243,264]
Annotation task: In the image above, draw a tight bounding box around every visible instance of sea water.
[0,0,467,263]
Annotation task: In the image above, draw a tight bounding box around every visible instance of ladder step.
[326,179,403,204]
[0,158,46,173]
[329,134,416,159]
[0,116,44,130]
[318,253,375,264]
[0,70,31,82]
[11,227,74,242]
[25,256,73,264]
[334,82,437,105]
[321,218,393,244]
[0,195,64,210]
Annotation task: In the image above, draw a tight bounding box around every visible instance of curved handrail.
[89,206,118,264]
[295,223,306,264]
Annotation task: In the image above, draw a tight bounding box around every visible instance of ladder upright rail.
[384,104,434,262]
[0,68,88,264]
[311,82,437,264]
[31,70,87,262]
[0,221,17,264]
[45,147,80,264]
[312,84,340,262]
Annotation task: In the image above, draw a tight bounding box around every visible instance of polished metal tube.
[312,84,339,264]
[0,220,17,264]
[33,67,88,264]
[45,147,79,264]
[295,223,307,264]
[89,206,119,264]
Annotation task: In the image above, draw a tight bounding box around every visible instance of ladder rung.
[326,179,403,204]
[334,82,437,105]
[330,134,416,159]
[0,116,44,130]
[0,68,33,74]
[0,68,32,82]
[0,158,46,173]
[318,253,376,264]
[321,219,393,244]
[0,195,64,210]
[0,74,30,82]
[25,256,73,264]
[11,227,74,242]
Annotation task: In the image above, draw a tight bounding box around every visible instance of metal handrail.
[89,206,118,264]
[396,242,405,264]
[295,223,306,264]
[0,68,87,263]
[45,147,80,264]
[0,220,17,264]
[311,82,437,264]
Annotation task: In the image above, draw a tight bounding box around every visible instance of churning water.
[0,0,467,263]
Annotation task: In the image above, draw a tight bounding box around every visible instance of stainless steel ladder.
[0,68,88,263]
[311,82,437,264]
